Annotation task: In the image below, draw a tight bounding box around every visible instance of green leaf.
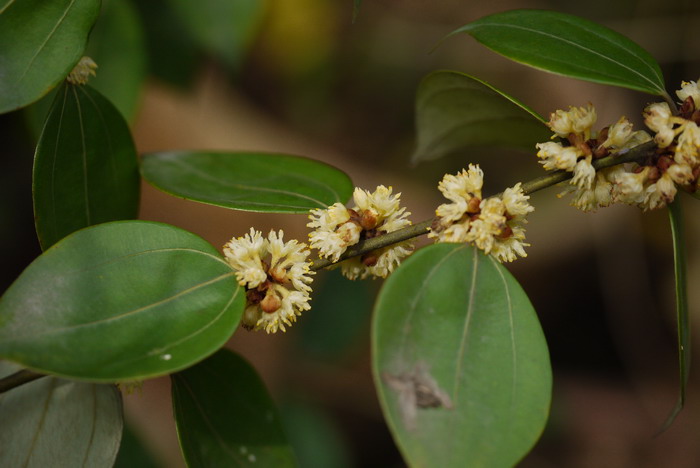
[171,349,296,467]
[141,151,354,213]
[33,83,140,250]
[114,424,159,468]
[662,198,690,430]
[165,0,264,69]
[279,401,352,468]
[0,361,123,467]
[133,0,200,88]
[0,221,244,381]
[300,269,375,360]
[373,244,551,467]
[455,9,666,95]
[85,0,147,121]
[0,0,101,114]
[412,71,550,163]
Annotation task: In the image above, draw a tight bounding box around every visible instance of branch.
[0,369,46,394]
[310,140,657,271]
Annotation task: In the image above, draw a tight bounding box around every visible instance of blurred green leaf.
[133,0,199,87]
[412,71,550,163]
[373,244,551,467]
[85,0,147,121]
[172,349,296,467]
[114,424,160,468]
[662,198,690,429]
[141,151,354,213]
[0,221,244,381]
[0,0,101,113]
[33,84,140,250]
[455,9,666,95]
[165,0,264,69]
[280,401,353,468]
[300,269,374,359]
[0,361,123,467]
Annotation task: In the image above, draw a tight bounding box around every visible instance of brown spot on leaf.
[383,362,452,431]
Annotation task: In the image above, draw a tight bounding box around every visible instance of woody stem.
[310,140,657,271]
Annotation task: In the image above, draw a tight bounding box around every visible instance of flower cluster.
[536,104,652,211]
[536,80,700,212]
[308,186,413,279]
[428,165,534,262]
[223,229,314,333]
[66,56,98,85]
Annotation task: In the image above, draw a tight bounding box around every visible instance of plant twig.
[310,141,657,271]
[0,369,46,394]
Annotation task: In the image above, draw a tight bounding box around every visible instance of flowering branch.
[310,140,657,271]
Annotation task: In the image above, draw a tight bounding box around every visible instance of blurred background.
[3,0,700,466]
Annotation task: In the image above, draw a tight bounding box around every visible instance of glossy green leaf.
[33,83,140,250]
[172,349,296,467]
[141,151,354,213]
[24,0,146,138]
[0,0,101,113]
[455,9,666,95]
[661,198,690,429]
[0,361,123,467]
[165,0,264,69]
[85,0,147,121]
[373,244,551,467]
[0,221,244,381]
[412,71,550,163]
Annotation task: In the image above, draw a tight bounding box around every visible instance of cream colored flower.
[67,56,98,85]
[308,185,413,279]
[642,173,676,211]
[644,102,676,147]
[223,229,314,334]
[675,121,700,167]
[430,167,533,262]
[308,203,360,262]
[536,141,580,171]
[548,104,597,138]
[610,166,649,205]
[571,158,596,189]
[677,78,700,107]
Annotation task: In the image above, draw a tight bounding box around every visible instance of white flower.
[501,183,534,217]
[571,158,596,189]
[437,165,483,209]
[431,167,533,262]
[610,167,649,205]
[548,104,597,138]
[339,241,413,280]
[223,228,268,288]
[677,78,700,108]
[667,163,694,185]
[602,116,633,148]
[223,229,314,334]
[67,56,98,85]
[308,203,360,262]
[642,173,676,211]
[536,141,580,171]
[308,186,413,280]
[644,102,676,148]
[644,102,673,132]
[675,121,700,167]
